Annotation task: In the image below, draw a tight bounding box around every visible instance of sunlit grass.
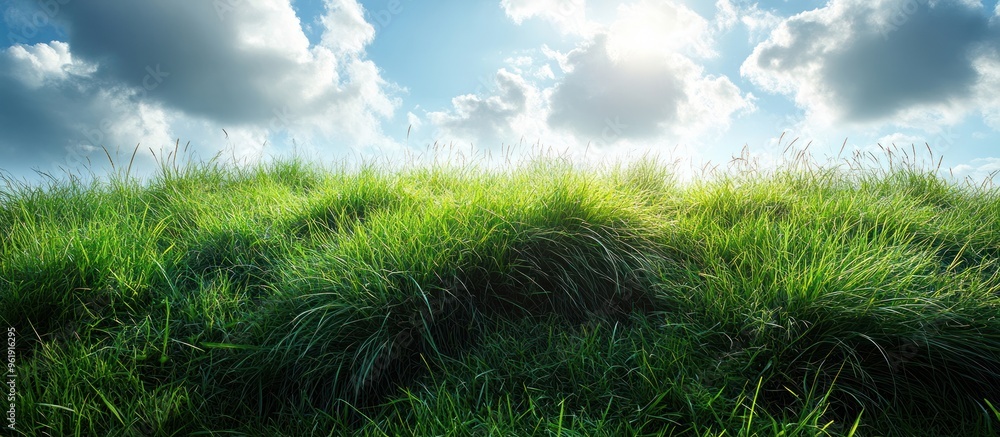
[2,144,999,436]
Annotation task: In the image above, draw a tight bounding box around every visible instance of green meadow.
[2,144,999,436]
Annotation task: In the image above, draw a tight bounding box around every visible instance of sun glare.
[607,22,665,61]
[606,2,714,62]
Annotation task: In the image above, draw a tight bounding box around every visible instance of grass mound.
[2,148,999,436]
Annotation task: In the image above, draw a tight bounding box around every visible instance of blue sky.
[1,0,999,183]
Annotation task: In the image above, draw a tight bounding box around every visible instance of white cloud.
[715,1,782,43]
[545,1,752,144]
[677,73,756,139]
[542,45,570,73]
[741,0,997,135]
[51,0,394,125]
[741,8,784,43]
[500,0,594,36]
[406,111,422,132]
[534,64,555,80]
[546,35,690,140]
[876,132,923,147]
[504,55,557,80]
[951,157,1000,182]
[4,42,94,88]
[975,51,1000,130]
[320,0,376,56]
[428,68,537,146]
[0,42,171,173]
[233,1,312,57]
[429,0,754,156]
[0,0,400,177]
[715,0,739,31]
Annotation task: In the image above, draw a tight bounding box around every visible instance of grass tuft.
[2,144,999,435]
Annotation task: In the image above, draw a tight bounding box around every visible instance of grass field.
[2,144,1000,436]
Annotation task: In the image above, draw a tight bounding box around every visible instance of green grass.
[2,144,1000,436]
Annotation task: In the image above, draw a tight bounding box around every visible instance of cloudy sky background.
[1,0,999,183]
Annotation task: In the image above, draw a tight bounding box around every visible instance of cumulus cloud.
[0,0,399,177]
[876,132,925,148]
[548,0,754,140]
[428,1,754,154]
[3,41,94,88]
[54,0,392,125]
[714,0,783,43]
[976,40,1000,130]
[742,0,998,129]
[951,157,1000,182]
[549,34,752,142]
[0,42,172,174]
[320,0,375,56]
[715,0,739,31]
[428,68,537,145]
[500,0,593,36]
[546,35,688,140]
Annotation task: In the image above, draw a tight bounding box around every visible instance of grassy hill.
[2,147,1000,436]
